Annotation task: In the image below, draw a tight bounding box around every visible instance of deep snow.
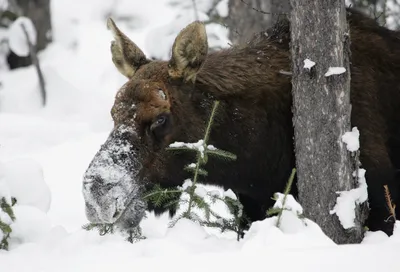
[1,0,400,271]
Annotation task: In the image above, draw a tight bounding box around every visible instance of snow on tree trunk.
[228,0,290,44]
[289,1,367,244]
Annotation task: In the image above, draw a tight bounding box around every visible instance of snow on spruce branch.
[266,168,307,230]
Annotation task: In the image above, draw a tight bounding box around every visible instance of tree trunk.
[228,0,290,44]
[4,0,52,69]
[15,0,52,52]
[289,1,367,244]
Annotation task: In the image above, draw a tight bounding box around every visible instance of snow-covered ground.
[1,0,400,271]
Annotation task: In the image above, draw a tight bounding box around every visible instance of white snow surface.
[1,0,400,271]
[0,158,51,213]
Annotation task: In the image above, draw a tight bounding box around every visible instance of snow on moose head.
[82,18,212,229]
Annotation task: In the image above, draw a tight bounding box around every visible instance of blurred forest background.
[1,0,400,73]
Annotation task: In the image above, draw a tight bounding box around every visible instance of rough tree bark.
[290,1,367,244]
[228,0,290,44]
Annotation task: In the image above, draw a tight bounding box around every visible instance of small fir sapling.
[0,197,17,250]
[267,168,306,228]
[144,100,245,240]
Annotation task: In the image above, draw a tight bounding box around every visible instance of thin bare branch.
[240,0,287,16]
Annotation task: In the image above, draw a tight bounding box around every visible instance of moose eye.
[150,114,168,131]
[155,115,166,126]
[150,114,171,142]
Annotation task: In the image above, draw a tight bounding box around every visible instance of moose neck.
[195,37,292,104]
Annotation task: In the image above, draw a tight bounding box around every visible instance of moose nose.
[82,175,121,224]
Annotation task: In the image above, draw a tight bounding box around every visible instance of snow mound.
[0,158,51,213]
[241,217,335,252]
[9,205,53,246]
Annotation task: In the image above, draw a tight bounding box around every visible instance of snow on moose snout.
[82,125,147,229]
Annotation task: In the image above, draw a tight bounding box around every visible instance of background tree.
[1,0,52,69]
[348,0,400,29]
[289,0,368,244]
[228,0,290,44]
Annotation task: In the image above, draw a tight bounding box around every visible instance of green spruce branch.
[0,197,17,250]
[145,100,245,240]
[82,221,146,243]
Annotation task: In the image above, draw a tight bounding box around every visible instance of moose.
[82,9,400,237]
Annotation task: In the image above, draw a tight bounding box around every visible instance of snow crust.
[1,0,400,271]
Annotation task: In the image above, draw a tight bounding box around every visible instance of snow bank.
[0,159,51,213]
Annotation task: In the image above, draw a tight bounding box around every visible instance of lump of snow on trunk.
[324,67,346,77]
[8,16,37,57]
[342,127,360,152]
[303,58,315,70]
[329,169,368,229]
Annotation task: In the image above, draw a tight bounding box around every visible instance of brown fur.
[86,8,400,235]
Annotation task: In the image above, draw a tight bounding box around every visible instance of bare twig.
[279,70,292,76]
[384,185,396,222]
[240,0,287,16]
[21,23,46,106]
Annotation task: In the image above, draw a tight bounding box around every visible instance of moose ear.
[107,18,149,78]
[168,21,208,83]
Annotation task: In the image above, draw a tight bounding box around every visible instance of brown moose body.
[82,9,400,237]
